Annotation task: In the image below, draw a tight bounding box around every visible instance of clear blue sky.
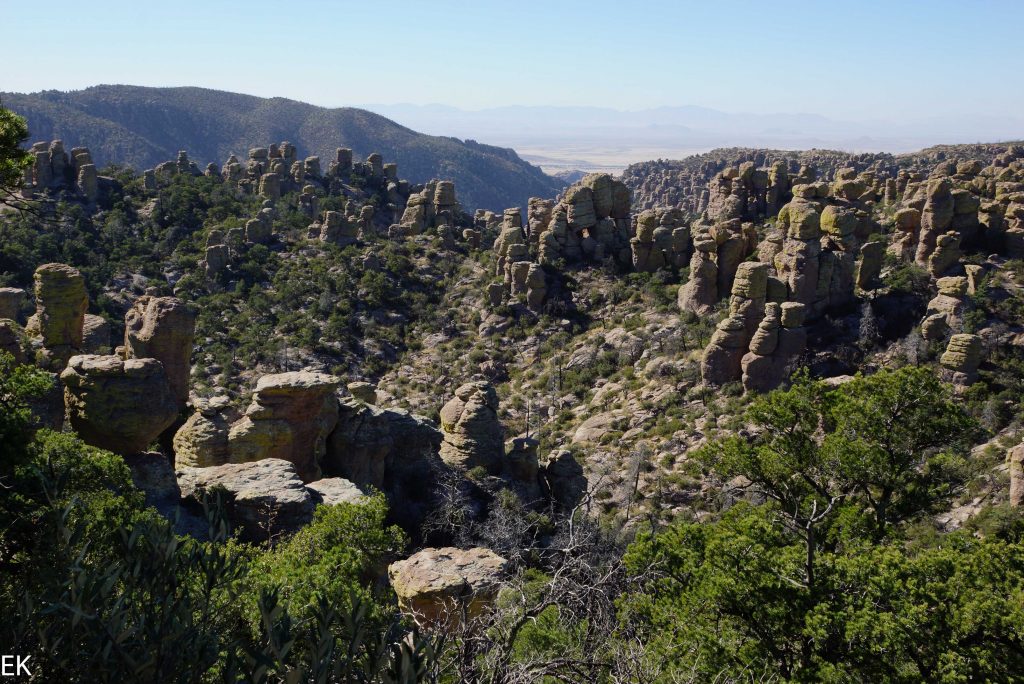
[4,0,1022,119]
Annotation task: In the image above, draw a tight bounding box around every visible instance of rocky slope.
[623,142,1024,215]
[3,132,1024,541]
[2,85,563,211]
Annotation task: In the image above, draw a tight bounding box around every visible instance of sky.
[4,0,1024,122]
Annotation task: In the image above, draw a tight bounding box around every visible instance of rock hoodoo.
[124,296,196,411]
[227,371,340,481]
[25,263,88,368]
[438,381,504,474]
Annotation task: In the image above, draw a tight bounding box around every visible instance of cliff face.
[3,85,563,212]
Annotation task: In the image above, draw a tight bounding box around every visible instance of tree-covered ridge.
[2,85,564,212]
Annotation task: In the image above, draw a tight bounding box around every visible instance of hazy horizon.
[7,0,1024,175]
[6,0,1023,118]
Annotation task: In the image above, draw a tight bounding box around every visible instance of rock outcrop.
[701,262,768,385]
[177,458,314,542]
[228,372,340,481]
[323,398,442,532]
[536,174,631,266]
[124,296,195,411]
[631,208,689,272]
[26,263,88,368]
[61,355,179,455]
[388,547,508,627]
[740,302,808,393]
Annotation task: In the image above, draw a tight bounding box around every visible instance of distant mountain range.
[363,103,1024,174]
[1,86,564,211]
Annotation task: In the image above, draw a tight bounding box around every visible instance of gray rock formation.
[228,371,341,481]
[439,381,504,474]
[124,296,195,411]
[61,355,179,455]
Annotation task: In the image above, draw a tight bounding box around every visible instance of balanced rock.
[228,372,340,481]
[61,355,179,455]
[388,547,508,627]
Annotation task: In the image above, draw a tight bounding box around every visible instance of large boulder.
[124,296,196,411]
[388,547,508,627]
[228,372,340,481]
[177,458,314,542]
[439,381,504,474]
[306,477,367,506]
[61,355,179,455]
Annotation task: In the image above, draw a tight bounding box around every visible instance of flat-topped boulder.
[177,458,314,541]
[61,355,179,455]
[388,547,508,627]
[306,477,366,506]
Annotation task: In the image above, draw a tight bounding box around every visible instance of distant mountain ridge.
[1,85,563,211]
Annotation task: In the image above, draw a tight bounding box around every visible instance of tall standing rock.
[439,381,504,474]
[1009,443,1024,508]
[228,372,340,481]
[124,296,196,411]
[25,263,88,369]
[27,263,87,348]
